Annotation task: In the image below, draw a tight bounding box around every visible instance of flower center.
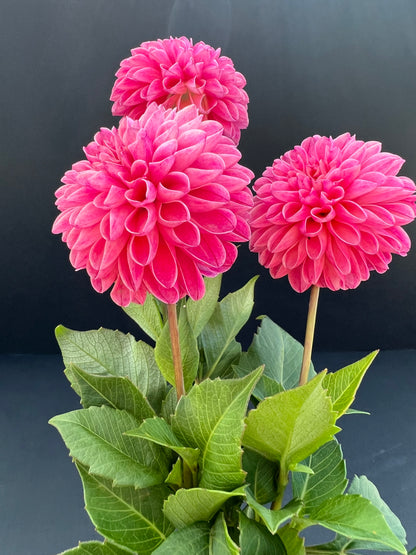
[298,175,344,224]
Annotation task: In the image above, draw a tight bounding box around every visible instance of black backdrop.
[3,0,416,353]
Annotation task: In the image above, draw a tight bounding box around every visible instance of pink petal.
[125,205,157,235]
[158,172,190,202]
[328,220,361,245]
[176,249,205,300]
[158,201,190,227]
[162,221,200,247]
[192,209,237,234]
[151,238,178,288]
[128,229,159,266]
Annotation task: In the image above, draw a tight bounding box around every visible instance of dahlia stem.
[271,464,289,511]
[167,303,185,400]
[299,285,320,387]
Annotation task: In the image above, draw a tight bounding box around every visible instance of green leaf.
[155,304,199,391]
[211,512,240,555]
[160,387,178,424]
[292,440,347,513]
[76,462,173,554]
[292,463,314,474]
[344,408,370,415]
[276,525,305,555]
[199,277,257,379]
[152,514,239,554]
[235,317,315,398]
[343,475,407,551]
[58,542,133,555]
[243,373,340,473]
[408,548,416,555]
[65,363,155,421]
[165,458,183,489]
[245,488,302,534]
[50,406,170,488]
[163,486,244,528]
[153,522,211,554]
[239,513,287,554]
[304,537,358,554]
[126,416,199,473]
[123,294,164,341]
[186,275,222,337]
[56,327,166,412]
[172,368,263,490]
[307,494,407,554]
[323,351,378,416]
[242,447,279,504]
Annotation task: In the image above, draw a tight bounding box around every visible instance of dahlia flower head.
[52,103,254,306]
[110,36,249,144]
[250,133,416,292]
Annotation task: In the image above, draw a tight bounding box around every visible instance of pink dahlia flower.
[52,104,254,306]
[110,37,249,144]
[250,133,416,292]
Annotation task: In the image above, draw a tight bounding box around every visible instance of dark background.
[2,0,416,353]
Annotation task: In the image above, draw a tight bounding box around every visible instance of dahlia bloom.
[250,133,416,292]
[52,104,254,306]
[110,37,249,144]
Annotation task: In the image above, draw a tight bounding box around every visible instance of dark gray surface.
[1,352,415,554]
[2,0,416,353]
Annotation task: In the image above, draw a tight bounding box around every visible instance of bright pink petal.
[250,132,416,291]
[53,102,253,305]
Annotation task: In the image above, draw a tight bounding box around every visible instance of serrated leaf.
[323,351,378,416]
[76,462,173,554]
[307,494,407,554]
[211,512,240,554]
[242,447,279,504]
[276,525,305,555]
[235,317,315,398]
[123,294,164,341]
[243,373,340,474]
[199,277,257,379]
[155,304,199,391]
[65,363,155,421]
[292,440,347,513]
[239,513,286,554]
[50,406,170,488]
[126,416,199,472]
[171,368,263,490]
[344,475,407,551]
[58,541,133,555]
[245,488,302,534]
[186,275,222,337]
[163,486,244,528]
[56,327,166,412]
[153,522,211,554]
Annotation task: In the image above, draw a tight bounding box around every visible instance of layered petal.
[250,133,416,292]
[53,103,254,305]
[110,36,249,143]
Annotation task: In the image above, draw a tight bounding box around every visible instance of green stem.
[271,465,289,510]
[182,461,193,489]
[299,285,320,386]
[167,303,185,400]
